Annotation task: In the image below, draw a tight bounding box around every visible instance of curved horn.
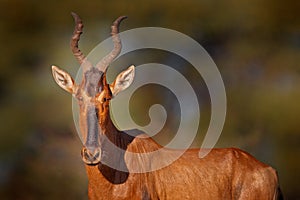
[70,12,92,70]
[95,16,127,72]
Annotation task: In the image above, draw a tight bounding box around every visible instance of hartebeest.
[51,13,283,199]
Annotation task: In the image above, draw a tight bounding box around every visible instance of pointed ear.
[51,65,77,94]
[110,65,135,96]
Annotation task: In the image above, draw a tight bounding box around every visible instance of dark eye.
[103,97,107,102]
[78,96,83,102]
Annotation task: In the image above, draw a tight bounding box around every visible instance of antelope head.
[51,13,135,165]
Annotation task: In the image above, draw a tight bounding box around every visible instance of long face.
[51,13,134,165]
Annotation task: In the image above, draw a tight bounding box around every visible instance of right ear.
[110,65,135,97]
[52,65,77,94]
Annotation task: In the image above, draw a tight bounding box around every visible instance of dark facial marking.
[85,106,100,149]
[84,68,103,97]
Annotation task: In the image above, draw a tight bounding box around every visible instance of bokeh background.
[0,0,299,199]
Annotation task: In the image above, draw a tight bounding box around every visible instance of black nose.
[81,147,101,165]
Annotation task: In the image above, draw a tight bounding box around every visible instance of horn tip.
[114,16,128,25]
[71,12,77,17]
[71,12,81,22]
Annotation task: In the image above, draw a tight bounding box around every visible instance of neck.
[96,111,135,184]
[100,111,135,148]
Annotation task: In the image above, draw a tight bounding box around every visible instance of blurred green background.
[0,0,299,199]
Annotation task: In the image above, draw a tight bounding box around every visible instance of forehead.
[83,67,104,97]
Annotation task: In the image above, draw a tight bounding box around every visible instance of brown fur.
[51,13,283,200]
[85,113,281,200]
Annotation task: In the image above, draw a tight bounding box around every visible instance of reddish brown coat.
[85,119,280,200]
[51,13,283,200]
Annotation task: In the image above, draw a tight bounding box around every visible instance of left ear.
[52,65,77,94]
[110,65,135,96]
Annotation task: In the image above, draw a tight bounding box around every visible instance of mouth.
[81,146,101,165]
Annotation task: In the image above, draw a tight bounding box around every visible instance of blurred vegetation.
[0,0,299,199]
